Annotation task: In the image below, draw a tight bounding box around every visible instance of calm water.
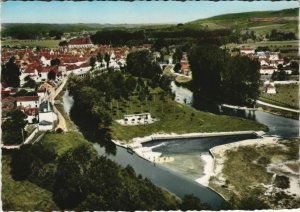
[170,81,299,138]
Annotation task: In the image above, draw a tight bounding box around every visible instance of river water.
[62,82,299,207]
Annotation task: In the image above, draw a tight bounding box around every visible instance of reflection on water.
[171,82,299,138]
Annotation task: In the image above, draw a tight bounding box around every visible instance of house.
[16,96,39,108]
[265,83,276,94]
[18,107,38,124]
[68,37,94,49]
[38,100,58,131]
[240,47,255,55]
[260,66,277,75]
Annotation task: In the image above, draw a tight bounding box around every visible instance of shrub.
[56,128,64,133]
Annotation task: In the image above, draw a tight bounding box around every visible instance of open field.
[223,40,298,49]
[110,93,268,141]
[223,40,299,58]
[259,84,299,109]
[209,138,300,209]
[2,154,58,211]
[185,8,298,34]
[210,139,300,209]
[2,39,60,48]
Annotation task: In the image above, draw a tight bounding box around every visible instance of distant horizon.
[2,1,298,24]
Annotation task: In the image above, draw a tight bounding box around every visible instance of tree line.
[189,44,260,107]
[7,142,211,210]
[266,29,296,41]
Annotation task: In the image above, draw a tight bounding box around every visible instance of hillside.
[185,8,298,34]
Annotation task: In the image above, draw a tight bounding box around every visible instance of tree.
[189,44,260,106]
[11,143,56,182]
[221,55,260,106]
[89,57,96,69]
[180,195,211,210]
[189,45,225,99]
[1,57,21,87]
[53,144,95,209]
[50,58,60,66]
[172,48,183,64]
[48,70,56,81]
[173,63,181,73]
[125,75,137,94]
[59,40,68,47]
[96,52,103,63]
[104,53,110,69]
[23,78,37,88]
[1,110,26,145]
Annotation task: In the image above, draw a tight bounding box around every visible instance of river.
[170,81,299,138]
[62,82,299,207]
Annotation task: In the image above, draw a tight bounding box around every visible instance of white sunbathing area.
[116,113,158,126]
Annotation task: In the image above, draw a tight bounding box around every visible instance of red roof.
[69,38,92,45]
[16,96,39,102]
[2,96,16,103]
[261,66,275,70]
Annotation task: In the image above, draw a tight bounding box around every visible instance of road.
[52,76,70,132]
[256,100,300,113]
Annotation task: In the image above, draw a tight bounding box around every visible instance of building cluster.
[1,37,151,139]
[180,52,190,76]
[240,47,292,75]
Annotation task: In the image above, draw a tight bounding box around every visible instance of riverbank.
[208,136,300,209]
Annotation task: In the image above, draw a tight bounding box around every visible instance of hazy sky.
[2,1,298,24]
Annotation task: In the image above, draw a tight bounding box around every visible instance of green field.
[223,40,299,49]
[260,84,299,109]
[2,154,58,211]
[2,39,60,48]
[185,8,298,33]
[110,93,268,141]
[209,138,300,209]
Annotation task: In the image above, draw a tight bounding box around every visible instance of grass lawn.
[110,94,268,141]
[210,138,300,209]
[2,39,60,48]
[39,131,88,156]
[260,84,299,109]
[2,155,58,211]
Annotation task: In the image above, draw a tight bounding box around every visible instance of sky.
[1,1,298,24]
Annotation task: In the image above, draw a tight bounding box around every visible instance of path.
[256,100,300,113]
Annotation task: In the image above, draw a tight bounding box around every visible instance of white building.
[240,48,255,55]
[116,113,157,126]
[265,84,276,94]
[38,100,58,131]
[16,96,39,108]
[260,66,277,75]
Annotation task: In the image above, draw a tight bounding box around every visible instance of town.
[1,2,299,211]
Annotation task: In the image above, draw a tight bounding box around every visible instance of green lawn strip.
[2,155,58,211]
[259,84,299,109]
[110,95,267,141]
[2,39,60,48]
[39,132,88,156]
